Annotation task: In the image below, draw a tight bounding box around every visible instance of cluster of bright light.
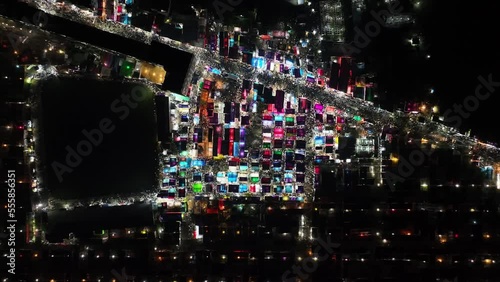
[10,1,500,161]
[160,74,361,198]
[319,1,345,42]
[9,0,500,215]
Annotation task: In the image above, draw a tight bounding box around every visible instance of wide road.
[8,0,500,166]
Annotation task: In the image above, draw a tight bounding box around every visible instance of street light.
[176,221,182,245]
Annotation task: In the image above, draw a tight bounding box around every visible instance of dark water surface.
[39,77,158,200]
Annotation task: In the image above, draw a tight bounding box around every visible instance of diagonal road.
[17,0,500,168]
